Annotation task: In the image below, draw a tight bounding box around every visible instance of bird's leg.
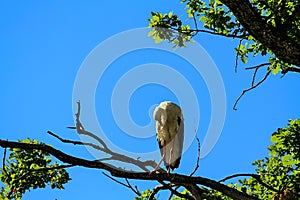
[167,147,173,175]
[149,142,166,175]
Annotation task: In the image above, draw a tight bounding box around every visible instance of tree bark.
[221,0,300,67]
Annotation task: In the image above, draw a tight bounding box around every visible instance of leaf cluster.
[237,119,300,199]
[0,138,71,200]
[148,0,300,75]
[148,11,193,48]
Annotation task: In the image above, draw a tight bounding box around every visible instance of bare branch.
[233,70,271,110]
[48,130,154,171]
[74,102,108,150]
[219,173,280,193]
[103,172,141,196]
[125,178,141,196]
[190,12,199,38]
[251,66,260,87]
[47,133,157,173]
[190,136,201,177]
[245,63,271,70]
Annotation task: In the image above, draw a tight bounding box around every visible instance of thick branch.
[220,0,300,67]
[0,140,258,200]
[281,66,300,75]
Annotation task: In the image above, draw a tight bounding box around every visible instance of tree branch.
[281,66,300,75]
[219,173,280,193]
[102,172,141,196]
[0,140,258,200]
[233,70,271,110]
[47,130,155,172]
[170,26,247,39]
[220,0,300,67]
[245,63,271,70]
[2,147,8,175]
[190,136,201,177]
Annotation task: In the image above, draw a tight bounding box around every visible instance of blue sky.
[1,1,300,199]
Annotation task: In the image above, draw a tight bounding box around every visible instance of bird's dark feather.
[177,116,181,126]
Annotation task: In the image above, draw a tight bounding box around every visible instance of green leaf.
[272,65,280,75]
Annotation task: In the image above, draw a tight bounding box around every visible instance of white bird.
[150,101,184,174]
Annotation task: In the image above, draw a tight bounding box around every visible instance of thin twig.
[74,101,109,149]
[251,66,260,87]
[190,136,201,177]
[168,192,174,200]
[219,173,280,193]
[150,181,193,200]
[103,172,128,187]
[190,12,199,38]
[125,178,141,196]
[158,181,193,200]
[103,172,141,196]
[149,184,167,200]
[47,131,109,154]
[233,70,271,110]
[245,62,270,70]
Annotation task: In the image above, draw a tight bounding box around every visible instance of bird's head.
[153,107,167,126]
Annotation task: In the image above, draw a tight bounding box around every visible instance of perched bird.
[150,101,184,174]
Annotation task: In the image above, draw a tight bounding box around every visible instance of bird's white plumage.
[153,101,184,171]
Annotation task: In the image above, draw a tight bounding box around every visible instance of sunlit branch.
[47,130,155,172]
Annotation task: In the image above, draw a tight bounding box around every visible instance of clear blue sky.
[1,1,299,199]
